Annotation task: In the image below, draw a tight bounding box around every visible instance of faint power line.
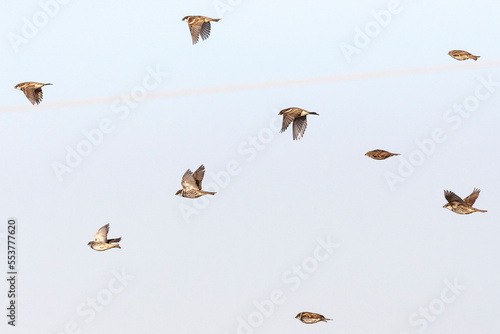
[2,60,500,113]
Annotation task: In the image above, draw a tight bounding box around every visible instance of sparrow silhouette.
[182,16,220,44]
[448,50,480,61]
[14,82,52,105]
[176,165,216,198]
[88,224,121,251]
[295,312,332,324]
[443,188,487,214]
[365,149,400,160]
[279,107,319,140]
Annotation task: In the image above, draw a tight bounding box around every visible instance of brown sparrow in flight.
[182,16,221,44]
[365,149,400,160]
[88,224,121,251]
[279,107,319,140]
[15,82,52,105]
[448,50,480,61]
[295,312,332,324]
[176,165,216,198]
[443,188,487,214]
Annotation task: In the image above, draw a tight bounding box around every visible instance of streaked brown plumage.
[182,16,220,44]
[365,149,400,160]
[88,224,121,251]
[279,107,319,140]
[14,82,52,105]
[443,188,487,215]
[176,165,216,198]
[295,312,332,324]
[448,50,480,61]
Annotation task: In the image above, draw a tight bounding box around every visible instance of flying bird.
[176,165,216,198]
[365,149,400,160]
[88,224,121,251]
[448,50,480,61]
[295,312,332,324]
[279,107,319,140]
[182,16,221,44]
[443,188,487,214]
[14,82,52,105]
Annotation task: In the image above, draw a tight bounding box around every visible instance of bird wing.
[292,116,308,140]
[444,190,466,205]
[463,188,480,206]
[107,237,121,243]
[181,169,199,190]
[34,88,44,104]
[373,150,393,159]
[200,22,212,41]
[367,150,381,158]
[188,20,203,44]
[280,114,294,133]
[23,87,42,105]
[302,312,318,318]
[94,224,110,242]
[192,165,206,189]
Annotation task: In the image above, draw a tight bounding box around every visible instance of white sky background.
[1,0,500,333]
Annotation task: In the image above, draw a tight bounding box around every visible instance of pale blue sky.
[1,1,500,334]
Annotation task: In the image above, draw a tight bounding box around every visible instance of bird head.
[87,241,93,247]
[295,313,302,319]
[175,190,183,196]
[182,16,189,22]
[14,83,22,90]
[443,203,452,210]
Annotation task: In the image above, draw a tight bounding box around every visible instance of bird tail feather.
[202,191,216,195]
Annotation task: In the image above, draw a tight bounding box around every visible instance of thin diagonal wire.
[2,60,500,114]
